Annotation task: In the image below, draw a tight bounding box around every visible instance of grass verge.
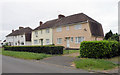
[2,48,52,60]
[63,50,79,54]
[104,56,120,62]
[74,58,118,71]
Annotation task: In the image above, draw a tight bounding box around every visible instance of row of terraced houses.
[6,13,104,49]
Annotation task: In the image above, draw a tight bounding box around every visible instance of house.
[32,21,53,45]
[6,27,32,46]
[32,13,104,49]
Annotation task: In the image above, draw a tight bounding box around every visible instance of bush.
[4,45,64,55]
[118,42,120,55]
[80,41,119,58]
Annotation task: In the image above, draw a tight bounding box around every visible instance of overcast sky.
[0,0,119,40]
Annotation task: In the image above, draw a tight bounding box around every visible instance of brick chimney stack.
[58,14,65,19]
[12,30,14,32]
[19,27,24,29]
[40,21,43,26]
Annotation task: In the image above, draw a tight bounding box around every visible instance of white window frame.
[41,30,42,34]
[46,29,50,33]
[35,31,38,37]
[46,39,50,45]
[75,37,84,43]
[57,38,62,44]
[21,42,24,45]
[56,27,62,32]
[71,37,73,42]
[15,42,17,45]
[75,37,78,43]
[35,31,38,35]
[75,24,82,30]
[66,26,69,30]
[34,40,38,44]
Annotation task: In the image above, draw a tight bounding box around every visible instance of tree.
[104,30,113,40]
[104,30,119,42]
[108,33,119,41]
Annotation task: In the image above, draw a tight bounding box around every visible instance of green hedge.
[80,41,119,58]
[4,45,64,55]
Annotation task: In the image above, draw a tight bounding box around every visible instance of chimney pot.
[12,30,14,32]
[58,14,65,19]
[40,21,43,26]
[19,27,24,29]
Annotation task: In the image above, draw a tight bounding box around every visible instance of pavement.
[2,55,120,74]
[0,54,2,75]
[2,55,89,73]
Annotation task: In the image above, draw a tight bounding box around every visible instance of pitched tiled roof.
[89,21,104,37]
[33,13,104,37]
[34,19,58,30]
[6,27,32,41]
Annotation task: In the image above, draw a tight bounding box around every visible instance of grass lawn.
[104,56,120,62]
[63,50,80,54]
[74,58,119,71]
[2,48,52,60]
[0,48,2,54]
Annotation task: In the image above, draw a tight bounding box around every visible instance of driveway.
[40,56,79,67]
[2,55,89,73]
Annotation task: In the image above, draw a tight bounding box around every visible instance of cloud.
[0,0,119,40]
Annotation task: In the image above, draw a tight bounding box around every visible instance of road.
[2,56,89,73]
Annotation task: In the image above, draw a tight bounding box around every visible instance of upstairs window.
[46,29,50,33]
[35,31,38,37]
[75,24,82,30]
[56,27,62,32]
[41,30,42,34]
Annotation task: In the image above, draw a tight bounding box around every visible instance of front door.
[66,38,70,48]
[41,39,43,46]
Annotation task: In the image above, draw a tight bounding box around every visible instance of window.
[75,24,82,30]
[35,31,38,35]
[66,26,69,30]
[35,31,38,37]
[57,38,62,44]
[21,42,24,45]
[46,39,50,45]
[71,37,73,42]
[75,37,84,43]
[34,40,38,44]
[46,29,50,33]
[56,27,62,32]
[75,37,78,43]
[41,30,42,34]
[15,42,17,45]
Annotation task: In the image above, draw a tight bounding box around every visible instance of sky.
[0,0,119,41]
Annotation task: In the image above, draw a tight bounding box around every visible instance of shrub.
[80,41,119,58]
[4,45,64,55]
[118,42,120,55]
